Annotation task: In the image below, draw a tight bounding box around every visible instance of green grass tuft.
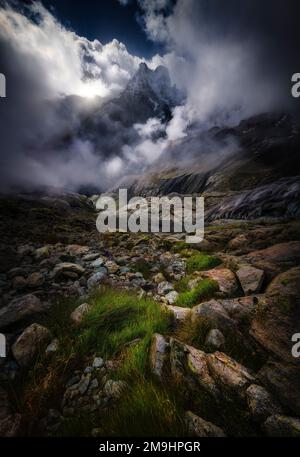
[175,278,219,308]
[186,253,221,273]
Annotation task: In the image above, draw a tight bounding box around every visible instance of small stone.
[70,303,91,324]
[0,294,43,330]
[89,379,99,390]
[84,366,92,374]
[105,261,119,274]
[45,338,59,354]
[87,271,107,289]
[90,257,105,268]
[35,246,50,260]
[27,272,45,288]
[78,374,91,395]
[12,323,51,367]
[12,276,27,290]
[92,357,104,369]
[165,290,179,305]
[83,253,101,261]
[52,263,85,280]
[157,281,174,296]
[153,273,165,284]
[205,329,225,351]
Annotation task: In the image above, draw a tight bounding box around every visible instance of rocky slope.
[121,112,300,220]
[0,192,299,437]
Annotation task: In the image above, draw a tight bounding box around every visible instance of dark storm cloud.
[0,0,299,193]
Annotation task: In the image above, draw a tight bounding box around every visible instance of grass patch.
[175,278,219,308]
[76,289,171,359]
[171,241,190,253]
[186,253,221,273]
[101,380,186,437]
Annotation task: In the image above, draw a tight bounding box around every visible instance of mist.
[0,0,299,193]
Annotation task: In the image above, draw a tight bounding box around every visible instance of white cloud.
[0,2,141,100]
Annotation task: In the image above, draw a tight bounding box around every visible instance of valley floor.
[0,194,300,437]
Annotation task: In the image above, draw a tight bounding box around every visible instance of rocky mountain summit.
[0,190,299,437]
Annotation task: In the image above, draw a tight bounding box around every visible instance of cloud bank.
[0,0,299,193]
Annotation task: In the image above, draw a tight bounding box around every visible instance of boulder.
[264,415,300,437]
[250,267,300,363]
[202,268,239,297]
[12,323,51,367]
[206,352,256,400]
[246,384,282,422]
[185,411,226,437]
[243,241,300,279]
[168,305,190,323]
[0,294,43,330]
[236,266,264,295]
[150,333,168,379]
[70,303,91,324]
[259,361,300,416]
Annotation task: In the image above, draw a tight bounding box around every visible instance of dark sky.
[41,0,161,58]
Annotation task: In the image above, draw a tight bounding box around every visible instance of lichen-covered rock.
[70,303,91,324]
[12,323,51,367]
[236,266,264,295]
[263,415,300,437]
[150,333,168,379]
[185,411,226,437]
[206,352,256,400]
[246,384,282,422]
